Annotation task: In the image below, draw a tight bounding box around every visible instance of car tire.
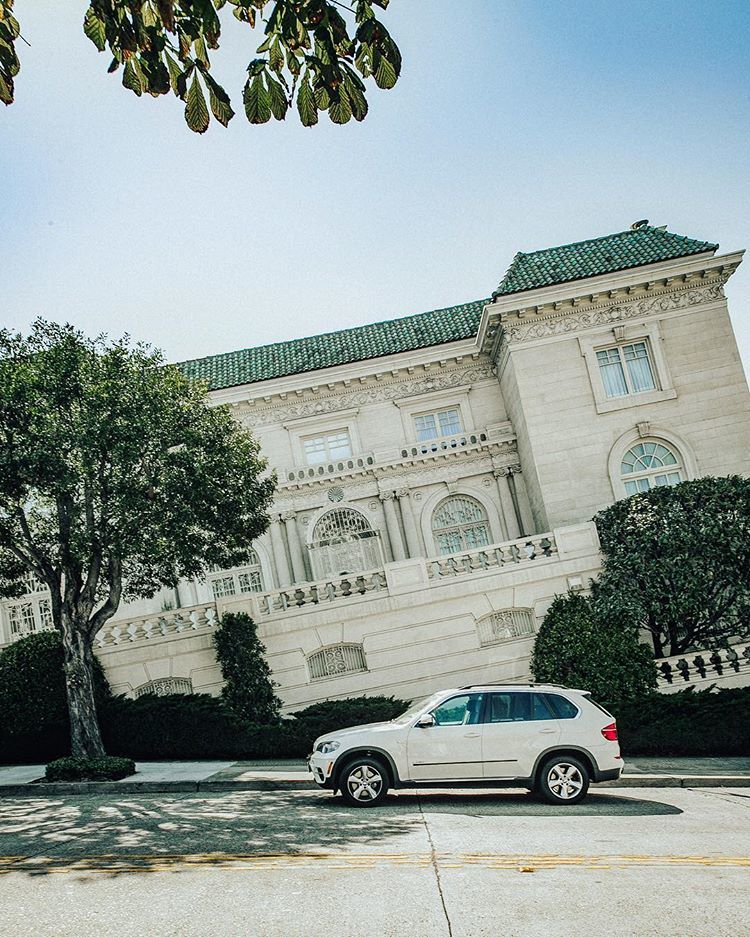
[536,755,590,805]
[339,757,389,808]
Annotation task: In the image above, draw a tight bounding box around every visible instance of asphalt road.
[1,785,748,937]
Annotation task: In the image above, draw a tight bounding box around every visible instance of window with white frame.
[413,407,463,442]
[309,508,382,578]
[302,429,352,465]
[620,441,683,495]
[209,550,265,599]
[432,496,491,555]
[596,341,656,398]
[5,573,53,639]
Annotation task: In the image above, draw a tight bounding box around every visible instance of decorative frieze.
[500,283,726,345]
[242,365,494,428]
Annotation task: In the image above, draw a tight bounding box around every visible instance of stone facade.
[2,226,748,709]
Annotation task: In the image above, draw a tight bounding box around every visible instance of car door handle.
[464,732,481,738]
[539,728,557,734]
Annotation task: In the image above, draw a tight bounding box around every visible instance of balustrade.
[283,453,375,484]
[427,533,557,579]
[400,430,487,460]
[656,642,750,687]
[259,569,387,616]
[94,603,218,649]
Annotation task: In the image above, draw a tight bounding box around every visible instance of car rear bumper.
[593,766,623,782]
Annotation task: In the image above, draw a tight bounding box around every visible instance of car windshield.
[390,693,445,724]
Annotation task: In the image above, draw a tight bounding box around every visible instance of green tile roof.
[179,298,488,391]
[493,224,717,298]
[178,224,718,392]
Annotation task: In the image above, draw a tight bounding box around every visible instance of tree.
[594,477,750,657]
[530,591,656,706]
[0,320,276,757]
[214,611,281,723]
[0,0,401,133]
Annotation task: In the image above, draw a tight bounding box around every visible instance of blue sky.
[3,1,750,370]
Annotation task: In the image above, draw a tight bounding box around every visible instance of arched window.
[310,508,382,579]
[432,496,491,555]
[620,441,683,495]
[209,549,265,599]
[307,643,367,681]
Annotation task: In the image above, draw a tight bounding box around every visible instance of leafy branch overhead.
[0,0,402,133]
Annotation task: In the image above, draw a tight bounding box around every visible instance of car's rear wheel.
[536,755,590,805]
[339,757,389,807]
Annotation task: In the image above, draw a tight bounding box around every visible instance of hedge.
[2,687,749,764]
[45,756,136,782]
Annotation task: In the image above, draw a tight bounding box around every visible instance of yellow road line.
[0,853,749,875]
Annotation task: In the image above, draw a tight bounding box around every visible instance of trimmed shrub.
[291,696,410,740]
[531,591,656,706]
[612,687,750,757]
[214,612,281,724]
[0,631,110,736]
[45,755,136,782]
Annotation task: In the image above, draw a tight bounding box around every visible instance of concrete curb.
[0,775,747,797]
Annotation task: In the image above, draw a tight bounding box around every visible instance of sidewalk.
[0,757,748,797]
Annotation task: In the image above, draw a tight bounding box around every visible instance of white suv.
[308,685,622,807]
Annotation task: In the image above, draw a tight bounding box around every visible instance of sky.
[3,1,750,372]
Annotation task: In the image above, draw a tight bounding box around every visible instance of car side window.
[431,694,483,726]
[486,692,556,723]
[544,693,579,719]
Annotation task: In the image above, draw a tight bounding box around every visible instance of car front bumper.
[308,751,338,789]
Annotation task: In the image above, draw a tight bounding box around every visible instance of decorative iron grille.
[310,508,382,578]
[307,643,367,681]
[476,608,536,647]
[134,677,194,697]
[432,495,491,555]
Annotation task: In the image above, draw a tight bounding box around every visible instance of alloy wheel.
[546,762,584,800]
[346,764,383,802]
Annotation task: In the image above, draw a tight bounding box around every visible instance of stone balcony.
[655,641,750,693]
[278,423,513,490]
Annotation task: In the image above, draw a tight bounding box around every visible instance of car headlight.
[315,740,341,755]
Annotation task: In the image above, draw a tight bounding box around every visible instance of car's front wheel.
[536,755,590,805]
[339,757,389,807]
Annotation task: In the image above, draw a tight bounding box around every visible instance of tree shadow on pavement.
[0,788,424,876]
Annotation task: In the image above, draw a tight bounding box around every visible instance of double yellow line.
[1,852,749,874]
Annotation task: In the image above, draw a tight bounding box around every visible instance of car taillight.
[601,722,618,741]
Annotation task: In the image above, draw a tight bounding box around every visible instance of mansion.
[3,222,750,708]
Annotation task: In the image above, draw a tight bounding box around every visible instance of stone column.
[282,510,307,584]
[380,491,406,561]
[396,488,423,558]
[269,516,292,587]
[493,468,519,540]
[503,464,535,537]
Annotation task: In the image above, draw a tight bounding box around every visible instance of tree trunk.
[60,621,106,759]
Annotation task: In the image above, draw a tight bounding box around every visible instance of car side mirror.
[415,713,435,728]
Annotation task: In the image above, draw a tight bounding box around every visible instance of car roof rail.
[458,683,570,690]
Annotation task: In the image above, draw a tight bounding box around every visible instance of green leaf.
[185,72,210,133]
[328,87,352,125]
[141,1,158,30]
[203,72,235,127]
[296,74,317,127]
[164,51,182,94]
[123,58,144,97]
[344,72,367,122]
[374,55,397,90]
[268,38,284,73]
[243,73,271,124]
[265,74,288,120]
[83,7,107,53]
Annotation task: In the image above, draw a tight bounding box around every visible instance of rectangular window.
[302,430,352,465]
[211,576,236,599]
[413,408,463,442]
[486,692,554,723]
[596,341,656,399]
[237,570,263,593]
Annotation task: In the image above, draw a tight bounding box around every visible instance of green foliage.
[531,591,656,706]
[101,694,309,759]
[45,755,135,782]
[0,320,276,757]
[2,1,401,132]
[594,476,750,656]
[290,695,409,739]
[213,612,281,724]
[0,631,110,737]
[612,687,750,757]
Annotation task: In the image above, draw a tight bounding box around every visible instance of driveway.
[0,785,748,936]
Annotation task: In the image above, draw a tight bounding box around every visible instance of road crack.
[416,795,453,937]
